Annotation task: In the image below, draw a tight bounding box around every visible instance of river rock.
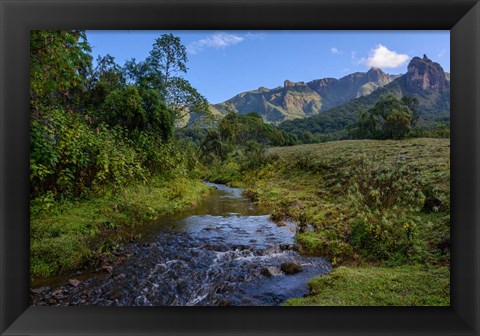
[281,262,303,275]
[279,243,294,251]
[69,279,81,287]
[260,267,277,277]
[114,273,126,281]
[52,289,64,299]
[31,286,50,294]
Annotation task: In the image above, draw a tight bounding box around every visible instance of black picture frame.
[1,0,479,335]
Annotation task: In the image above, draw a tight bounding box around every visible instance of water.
[31,183,331,306]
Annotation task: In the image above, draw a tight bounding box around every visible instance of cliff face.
[211,68,395,123]
[406,55,449,92]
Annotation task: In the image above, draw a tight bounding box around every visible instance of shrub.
[345,154,425,210]
[345,154,425,261]
[239,140,269,171]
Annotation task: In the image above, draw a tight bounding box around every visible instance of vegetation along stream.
[31,183,331,306]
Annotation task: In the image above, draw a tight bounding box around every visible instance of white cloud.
[331,47,339,54]
[437,48,446,58]
[187,33,244,54]
[245,32,266,40]
[359,44,409,69]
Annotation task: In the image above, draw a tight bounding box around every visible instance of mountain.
[278,55,450,137]
[210,68,397,123]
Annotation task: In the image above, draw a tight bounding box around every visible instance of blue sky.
[86,31,450,104]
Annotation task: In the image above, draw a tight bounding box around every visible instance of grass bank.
[206,138,450,305]
[284,265,449,306]
[30,176,212,280]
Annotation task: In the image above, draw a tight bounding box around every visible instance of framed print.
[1,0,479,335]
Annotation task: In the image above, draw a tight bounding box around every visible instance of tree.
[200,129,231,161]
[219,111,240,142]
[401,96,420,128]
[30,30,92,114]
[123,34,210,129]
[165,77,210,128]
[149,34,188,86]
[350,93,413,140]
[101,85,146,130]
[382,111,412,140]
[87,54,125,110]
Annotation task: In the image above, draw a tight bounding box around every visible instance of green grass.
[284,265,450,306]
[30,176,212,279]
[243,138,450,264]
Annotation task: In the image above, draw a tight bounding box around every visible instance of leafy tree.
[402,96,420,128]
[199,129,231,161]
[219,111,240,142]
[349,93,413,140]
[123,34,210,129]
[101,85,146,130]
[382,111,412,140]
[30,30,92,114]
[166,77,210,128]
[30,31,207,202]
[149,33,188,86]
[87,54,125,110]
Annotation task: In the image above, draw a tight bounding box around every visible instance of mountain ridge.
[277,55,450,137]
[210,68,399,123]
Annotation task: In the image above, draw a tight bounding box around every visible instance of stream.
[31,183,331,306]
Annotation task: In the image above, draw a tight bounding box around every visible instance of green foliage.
[382,110,411,139]
[242,139,449,268]
[296,232,354,264]
[345,154,425,260]
[345,154,425,210]
[239,140,269,171]
[198,111,296,169]
[30,31,208,202]
[86,54,126,109]
[101,85,146,129]
[124,34,209,128]
[290,151,319,172]
[30,109,146,199]
[199,129,234,162]
[348,94,414,140]
[218,112,296,147]
[30,30,92,113]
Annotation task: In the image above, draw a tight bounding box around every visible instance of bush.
[290,151,318,172]
[345,154,425,261]
[239,140,269,171]
[345,154,425,210]
[30,109,148,200]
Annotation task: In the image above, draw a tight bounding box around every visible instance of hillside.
[210,68,396,123]
[278,55,450,137]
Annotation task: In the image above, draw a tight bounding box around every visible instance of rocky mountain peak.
[406,55,449,91]
[366,67,390,84]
